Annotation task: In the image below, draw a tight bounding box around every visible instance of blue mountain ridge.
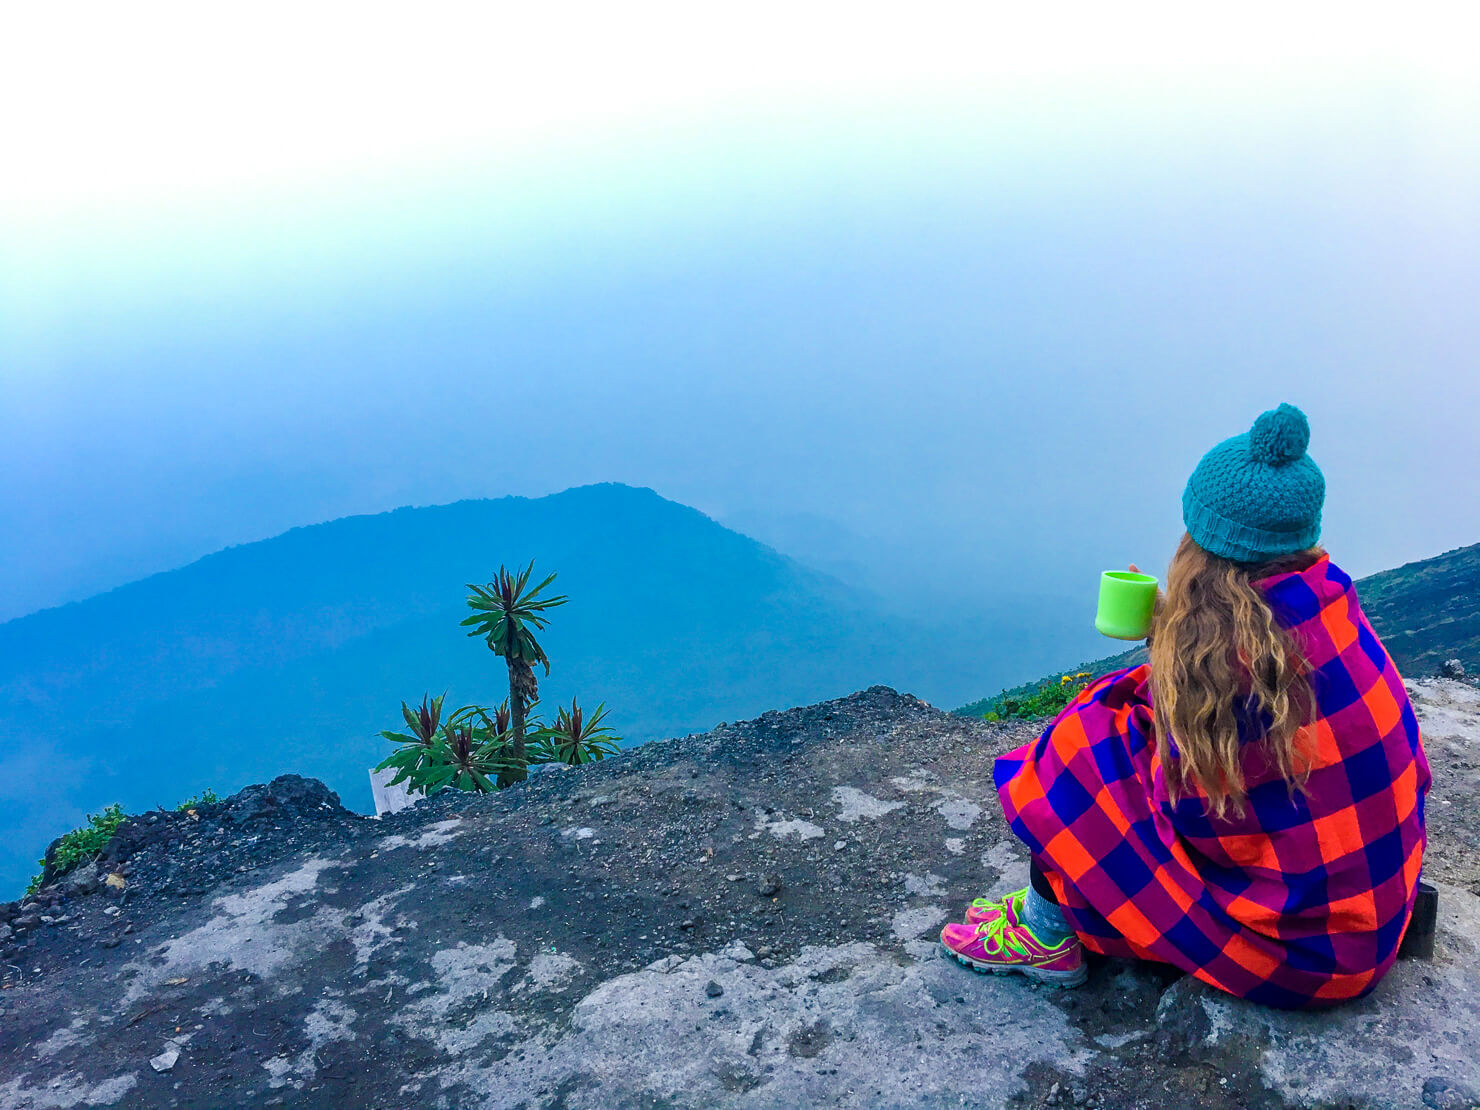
[0,482,1086,896]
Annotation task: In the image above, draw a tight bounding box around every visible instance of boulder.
[1154,876,1480,1108]
[220,774,348,824]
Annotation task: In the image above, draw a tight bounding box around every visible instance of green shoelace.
[974,912,1035,958]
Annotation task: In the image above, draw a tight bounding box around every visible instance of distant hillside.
[953,541,1479,715]
[1355,542,1480,677]
[953,646,1146,718]
[0,483,1081,897]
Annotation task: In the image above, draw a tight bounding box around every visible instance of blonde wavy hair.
[1148,532,1324,822]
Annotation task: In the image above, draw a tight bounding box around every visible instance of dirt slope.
[2,680,1477,1110]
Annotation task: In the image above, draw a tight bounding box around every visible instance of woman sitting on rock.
[942,402,1432,1009]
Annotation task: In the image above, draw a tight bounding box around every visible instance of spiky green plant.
[460,562,568,783]
[398,692,447,745]
[458,699,531,788]
[374,692,448,793]
[415,718,519,794]
[377,697,534,795]
[530,699,622,766]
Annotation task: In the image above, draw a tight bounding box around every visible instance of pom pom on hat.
[1248,402,1310,466]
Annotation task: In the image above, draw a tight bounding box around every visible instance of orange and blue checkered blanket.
[993,553,1431,1009]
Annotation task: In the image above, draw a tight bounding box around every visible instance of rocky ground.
[1,679,1477,1110]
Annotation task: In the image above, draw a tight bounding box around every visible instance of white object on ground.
[369,767,422,818]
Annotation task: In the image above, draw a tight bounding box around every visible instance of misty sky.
[3,5,1479,625]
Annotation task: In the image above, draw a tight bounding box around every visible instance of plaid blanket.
[993,554,1431,1009]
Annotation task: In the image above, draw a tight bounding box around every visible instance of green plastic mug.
[1096,570,1159,640]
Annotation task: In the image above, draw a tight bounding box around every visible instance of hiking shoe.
[940,914,1088,988]
[965,886,1027,928]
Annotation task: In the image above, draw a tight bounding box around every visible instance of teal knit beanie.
[1182,402,1325,563]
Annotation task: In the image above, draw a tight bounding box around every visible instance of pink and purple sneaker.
[941,912,1088,988]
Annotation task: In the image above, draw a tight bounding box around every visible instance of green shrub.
[980,672,1094,722]
[176,789,220,810]
[27,787,222,895]
[26,803,127,897]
